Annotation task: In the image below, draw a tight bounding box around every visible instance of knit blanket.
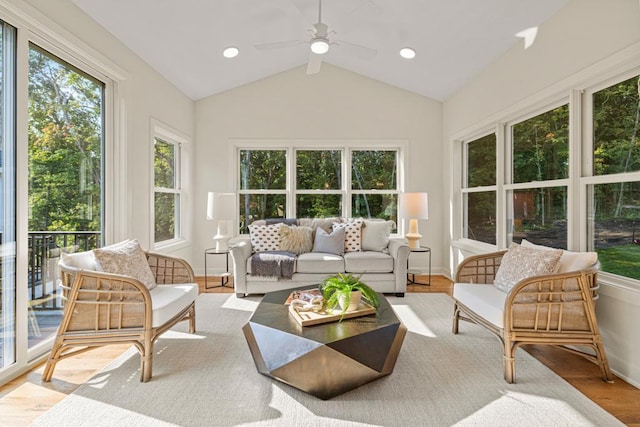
[250,251,296,279]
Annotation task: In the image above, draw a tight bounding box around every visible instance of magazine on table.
[285,289,324,305]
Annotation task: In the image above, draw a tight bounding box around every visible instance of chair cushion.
[520,239,598,273]
[62,251,98,270]
[344,251,393,273]
[149,283,198,328]
[493,243,562,293]
[296,252,345,274]
[453,283,507,329]
[93,239,157,290]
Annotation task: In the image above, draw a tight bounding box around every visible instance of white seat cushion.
[149,283,198,328]
[453,283,507,329]
[296,252,345,274]
[344,251,393,273]
[62,251,98,270]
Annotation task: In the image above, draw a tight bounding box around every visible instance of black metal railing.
[27,231,101,310]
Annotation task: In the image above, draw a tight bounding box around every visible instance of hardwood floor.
[1,276,638,426]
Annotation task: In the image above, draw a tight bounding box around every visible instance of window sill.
[451,238,498,254]
[153,238,190,254]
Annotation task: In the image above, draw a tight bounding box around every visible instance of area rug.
[32,293,621,426]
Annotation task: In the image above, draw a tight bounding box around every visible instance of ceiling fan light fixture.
[400,47,416,59]
[222,46,239,58]
[310,38,329,55]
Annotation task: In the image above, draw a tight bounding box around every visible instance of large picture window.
[238,146,400,233]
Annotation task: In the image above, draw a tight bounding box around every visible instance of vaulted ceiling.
[73,0,569,101]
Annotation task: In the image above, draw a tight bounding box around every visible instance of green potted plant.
[320,273,379,319]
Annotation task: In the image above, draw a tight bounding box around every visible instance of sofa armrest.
[454,250,507,284]
[229,237,252,295]
[389,237,411,294]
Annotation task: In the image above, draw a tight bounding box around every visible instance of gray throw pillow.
[312,227,346,255]
[362,220,394,252]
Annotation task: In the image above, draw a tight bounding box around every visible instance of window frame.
[151,120,190,249]
[234,140,406,233]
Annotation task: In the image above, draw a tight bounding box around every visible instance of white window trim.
[151,118,191,251]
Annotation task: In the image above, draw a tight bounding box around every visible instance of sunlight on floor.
[389,304,436,337]
[221,294,261,312]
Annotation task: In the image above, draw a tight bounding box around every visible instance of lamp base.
[213,235,230,252]
[405,232,422,250]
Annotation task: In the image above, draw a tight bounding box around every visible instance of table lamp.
[399,192,429,249]
[206,192,236,251]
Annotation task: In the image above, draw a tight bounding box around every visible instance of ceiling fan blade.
[335,40,378,60]
[254,40,304,50]
[306,52,323,75]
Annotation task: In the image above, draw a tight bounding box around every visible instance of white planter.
[338,290,362,312]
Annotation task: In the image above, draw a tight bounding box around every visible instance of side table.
[204,248,232,289]
[407,246,431,286]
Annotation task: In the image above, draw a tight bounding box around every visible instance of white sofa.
[229,218,411,297]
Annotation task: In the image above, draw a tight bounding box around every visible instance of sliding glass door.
[26,44,104,352]
[0,20,16,370]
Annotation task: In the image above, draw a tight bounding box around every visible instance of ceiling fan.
[254,0,378,75]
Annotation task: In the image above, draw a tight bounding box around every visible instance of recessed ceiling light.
[400,47,416,59]
[223,46,239,58]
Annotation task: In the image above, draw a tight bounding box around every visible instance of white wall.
[21,0,195,258]
[194,63,442,275]
[443,0,640,387]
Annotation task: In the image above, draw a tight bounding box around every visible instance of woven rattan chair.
[42,250,197,383]
[452,250,613,384]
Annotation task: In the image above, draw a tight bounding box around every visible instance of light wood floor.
[1,276,638,426]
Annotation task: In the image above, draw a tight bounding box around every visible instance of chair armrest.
[229,237,252,294]
[455,250,507,284]
[146,251,195,284]
[504,267,600,332]
[389,237,411,293]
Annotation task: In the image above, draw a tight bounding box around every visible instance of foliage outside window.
[509,105,569,248]
[463,134,496,244]
[154,138,180,243]
[238,147,400,233]
[590,76,640,279]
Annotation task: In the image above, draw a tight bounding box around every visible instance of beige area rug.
[32,293,622,426]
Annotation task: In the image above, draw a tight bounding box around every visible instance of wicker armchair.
[452,250,613,384]
[42,250,198,383]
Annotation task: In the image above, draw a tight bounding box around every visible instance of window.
[238,146,401,233]
[508,104,569,248]
[462,133,496,244]
[154,137,181,244]
[588,75,640,280]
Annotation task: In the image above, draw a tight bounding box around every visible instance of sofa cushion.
[453,283,507,328]
[332,218,364,252]
[93,239,157,290]
[249,223,282,252]
[62,250,97,270]
[279,225,313,255]
[312,227,345,255]
[520,239,598,273]
[344,251,394,273]
[361,220,394,252]
[149,283,198,328]
[493,243,562,293]
[297,252,345,274]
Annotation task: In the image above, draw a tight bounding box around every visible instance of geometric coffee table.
[242,287,407,400]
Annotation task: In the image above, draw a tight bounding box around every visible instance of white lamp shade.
[206,192,236,220]
[399,192,429,220]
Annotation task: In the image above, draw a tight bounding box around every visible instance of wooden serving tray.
[288,301,376,326]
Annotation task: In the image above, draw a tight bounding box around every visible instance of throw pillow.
[493,243,563,293]
[93,239,157,290]
[332,218,364,252]
[312,227,346,255]
[520,239,598,273]
[279,225,313,255]
[361,219,394,252]
[249,223,282,253]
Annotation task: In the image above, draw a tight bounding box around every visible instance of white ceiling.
[73,0,569,101]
